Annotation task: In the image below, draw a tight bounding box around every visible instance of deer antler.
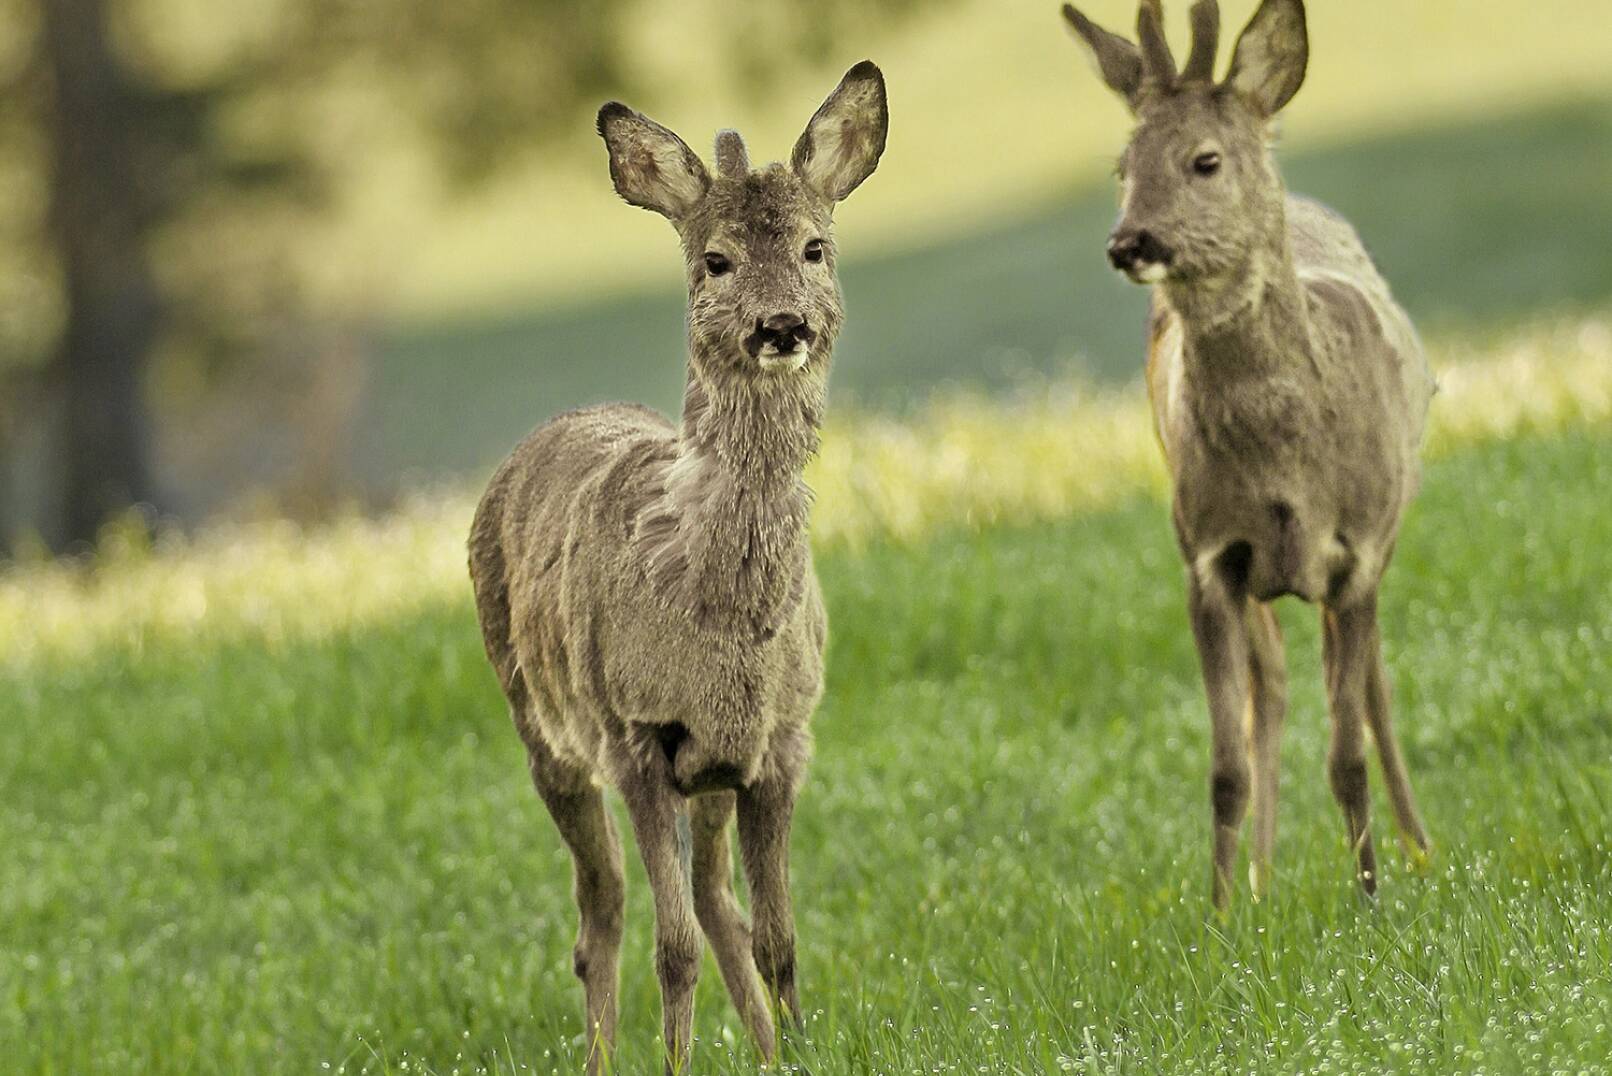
[1182,0,1220,83]
[715,130,749,180]
[1136,0,1178,85]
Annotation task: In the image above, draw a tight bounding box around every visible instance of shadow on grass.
[366,94,1612,486]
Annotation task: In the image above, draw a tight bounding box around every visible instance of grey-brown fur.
[1061,0,1433,906]
[468,61,887,1072]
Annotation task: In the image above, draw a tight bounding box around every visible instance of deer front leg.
[620,772,701,1075]
[1322,601,1380,896]
[736,749,805,1028]
[1244,599,1288,901]
[691,791,777,1062]
[520,720,625,1075]
[534,782,626,1074]
[1188,570,1254,910]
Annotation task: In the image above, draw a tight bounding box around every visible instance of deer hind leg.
[1364,626,1431,863]
[522,727,625,1076]
[690,792,776,1061]
[1322,602,1380,896]
[1244,599,1288,901]
[1188,572,1254,910]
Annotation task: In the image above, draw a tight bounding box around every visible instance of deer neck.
[638,361,822,638]
[1164,218,1318,394]
[1162,216,1322,449]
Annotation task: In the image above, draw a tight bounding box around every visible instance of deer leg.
[1188,571,1254,910]
[1244,599,1288,902]
[1364,626,1431,863]
[1322,602,1380,896]
[524,731,625,1076]
[620,771,701,1075]
[736,745,806,1028]
[690,792,777,1061]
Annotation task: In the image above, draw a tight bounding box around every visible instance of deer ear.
[791,60,888,203]
[1224,0,1308,116]
[1062,4,1144,108]
[596,102,710,219]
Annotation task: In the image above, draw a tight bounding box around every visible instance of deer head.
[1062,0,1308,288]
[597,62,888,393]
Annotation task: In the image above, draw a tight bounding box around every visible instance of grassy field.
[4,333,1611,1073]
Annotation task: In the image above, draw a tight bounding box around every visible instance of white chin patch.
[758,346,809,373]
[1129,262,1169,285]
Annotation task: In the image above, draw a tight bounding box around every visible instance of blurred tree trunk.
[39,0,161,548]
[1,0,925,555]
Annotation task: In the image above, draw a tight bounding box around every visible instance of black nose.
[756,312,811,350]
[1106,228,1174,271]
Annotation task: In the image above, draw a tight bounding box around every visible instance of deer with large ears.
[468,62,887,1073]
[1059,0,1435,907]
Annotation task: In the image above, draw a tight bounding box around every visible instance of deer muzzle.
[1106,226,1174,283]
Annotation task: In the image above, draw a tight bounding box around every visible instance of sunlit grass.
[0,491,474,672]
[815,314,1612,546]
[4,314,1610,668]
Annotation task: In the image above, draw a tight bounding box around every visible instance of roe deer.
[468,61,888,1072]
[1060,0,1434,906]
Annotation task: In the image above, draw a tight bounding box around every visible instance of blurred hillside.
[367,0,1612,317]
[348,0,1612,488]
[3,0,1611,540]
[365,97,1612,484]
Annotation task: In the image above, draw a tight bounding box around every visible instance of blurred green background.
[2,0,1610,542]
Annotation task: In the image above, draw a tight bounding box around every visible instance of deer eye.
[1192,152,1222,177]
[703,252,731,276]
[803,239,825,263]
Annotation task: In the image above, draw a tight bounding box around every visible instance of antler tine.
[715,129,749,180]
[1136,0,1178,85]
[1182,0,1220,83]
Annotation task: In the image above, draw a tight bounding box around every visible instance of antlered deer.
[1061,0,1433,906]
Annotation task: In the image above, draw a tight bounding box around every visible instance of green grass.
[363,95,1612,487]
[5,426,1610,1073]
